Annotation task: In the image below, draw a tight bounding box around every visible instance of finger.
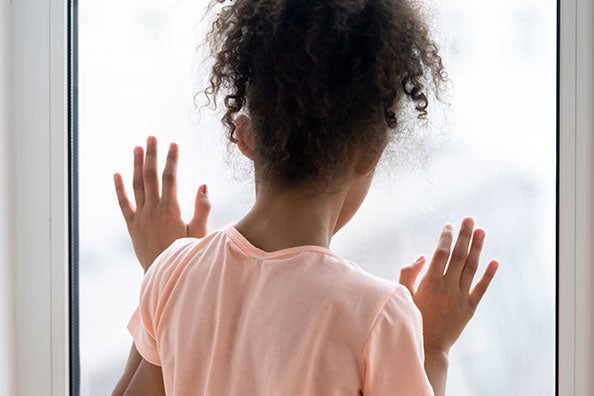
[444,217,475,284]
[469,260,499,309]
[427,224,454,278]
[113,173,135,222]
[132,146,145,209]
[460,228,486,292]
[188,184,211,238]
[398,255,426,296]
[143,136,160,204]
[161,142,179,204]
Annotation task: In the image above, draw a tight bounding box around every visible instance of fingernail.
[474,228,486,240]
[147,136,156,146]
[415,254,424,263]
[134,146,142,156]
[200,184,208,196]
[463,217,475,228]
[169,142,178,152]
[491,260,500,271]
[444,224,454,232]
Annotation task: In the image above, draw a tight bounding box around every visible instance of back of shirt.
[128,226,433,395]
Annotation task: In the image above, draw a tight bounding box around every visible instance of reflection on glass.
[79,0,556,394]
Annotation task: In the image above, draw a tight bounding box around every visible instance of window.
[8,0,594,395]
[77,0,556,394]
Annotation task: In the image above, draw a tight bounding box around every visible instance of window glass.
[78,0,556,394]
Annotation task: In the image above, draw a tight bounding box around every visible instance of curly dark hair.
[203,0,446,188]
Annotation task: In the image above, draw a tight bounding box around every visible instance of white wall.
[0,0,17,394]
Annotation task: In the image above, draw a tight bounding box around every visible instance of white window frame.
[558,0,594,394]
[10,0,70,394]
[5,0,592,394]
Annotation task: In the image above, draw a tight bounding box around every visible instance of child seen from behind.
[112,0,499,394]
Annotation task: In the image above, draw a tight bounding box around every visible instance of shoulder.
[146,230,221,275]
[141,230,222,301]
[332,257,410,306]
[373,285,423,330]
[360,284,425,364]
[339,259,422,330]
[319,255,419,329]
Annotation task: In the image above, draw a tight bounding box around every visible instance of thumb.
[398,255,426,296]
[187,184,211,238]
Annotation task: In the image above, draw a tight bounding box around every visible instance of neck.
[234,183,347,252]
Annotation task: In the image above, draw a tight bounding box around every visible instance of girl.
[112,0,499,394]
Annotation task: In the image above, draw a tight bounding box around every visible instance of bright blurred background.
[78,0,556,394]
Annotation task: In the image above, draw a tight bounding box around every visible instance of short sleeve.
[361,286,434,395]
[127,238,197,367]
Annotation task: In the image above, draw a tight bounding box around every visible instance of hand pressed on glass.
[399,217,499,395]
[113,136,212,272]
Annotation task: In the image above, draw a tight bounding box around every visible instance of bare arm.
[112,136,211,395]
[112,348,165,396]
[423,349,449,396]
[123,359,165,396]
[112,344,143,396]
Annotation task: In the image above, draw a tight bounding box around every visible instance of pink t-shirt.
[128,226,434,395]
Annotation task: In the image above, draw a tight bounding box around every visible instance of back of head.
[205,0,446,189]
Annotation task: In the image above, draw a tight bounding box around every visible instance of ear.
[235,114,256,161]
[354,135,390,176]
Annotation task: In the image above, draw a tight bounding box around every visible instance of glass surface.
[78,0,556,394]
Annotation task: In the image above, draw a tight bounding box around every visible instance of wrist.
[425,347,449,363]
[424,349,449,396]
[423,337,451,358]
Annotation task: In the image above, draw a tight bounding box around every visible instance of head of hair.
[203,0,446,189]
